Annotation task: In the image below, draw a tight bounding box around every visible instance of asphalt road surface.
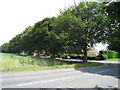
[1,63,119,89]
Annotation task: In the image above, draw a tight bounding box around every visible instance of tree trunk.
[83,47,87,63]
[51,53,56,58]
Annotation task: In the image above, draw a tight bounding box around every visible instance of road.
[89,60,120,64]
[58,58,120,64]
[1,63,119,88]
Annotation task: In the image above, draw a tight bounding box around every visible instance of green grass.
[1,62,103,72]
[0,53,103,72]
[105,58,120,61]
[88,58,120,61]
[64,54,97,57]
[0,53,63,67]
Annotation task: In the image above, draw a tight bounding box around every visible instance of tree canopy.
[55,2,111,62]
[106,1,120,56]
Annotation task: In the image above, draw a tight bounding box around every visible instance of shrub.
[99,50,118,59]
[118,52,120,58]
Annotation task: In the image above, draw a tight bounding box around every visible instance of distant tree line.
[1,1,119,62]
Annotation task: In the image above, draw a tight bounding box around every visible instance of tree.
[19,18,53,54]
[57,2,111,62]
[20,26,35,55]
[8,34,23,54]
[106,2,120,22]
[44,32,65,58]
[106,1,120,57]
[23,17,66,57]
[0,43,10,53]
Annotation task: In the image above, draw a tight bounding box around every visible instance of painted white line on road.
[17,82,38,86]
[17,68,118,87]
[17,75,77,87]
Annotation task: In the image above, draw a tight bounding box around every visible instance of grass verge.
[0,53,103,72]
[105,58,120,61]
[1,62,103,72]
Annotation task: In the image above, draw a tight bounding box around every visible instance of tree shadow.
[74,63,120,79]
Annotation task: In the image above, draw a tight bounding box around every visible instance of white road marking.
[17,67,119,87]
[17,82,38,86]
[17,75,77,86]
[5,64,117,88]
[17,69,114,87]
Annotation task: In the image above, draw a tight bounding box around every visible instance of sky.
[0,0,108,51]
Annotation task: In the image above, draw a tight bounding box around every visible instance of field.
[0,53,103,72]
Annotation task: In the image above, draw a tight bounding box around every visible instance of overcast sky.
[0,0,108,50]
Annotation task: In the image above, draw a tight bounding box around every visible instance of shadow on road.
[74,63,120,79]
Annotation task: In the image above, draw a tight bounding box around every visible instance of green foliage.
[106,2,120,22]
[0,2,116,62]
[100,50,118,59]
[56,2,110,62]
[106,2,120,58]
[0,43,10,53]
[105,58,120,61]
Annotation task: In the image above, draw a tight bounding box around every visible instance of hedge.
[118,52,120,58]
[100,50,118,59]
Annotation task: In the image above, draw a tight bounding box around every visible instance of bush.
[100,50,118,59]
[118,52,120,58]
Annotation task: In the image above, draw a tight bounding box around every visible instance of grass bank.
[105,58,120,61]
[0,53,103,72]
[1,62,103,72]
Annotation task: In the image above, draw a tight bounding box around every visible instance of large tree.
[106,1,120,56]
[24,17,66,57]
[57,2,112,62]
